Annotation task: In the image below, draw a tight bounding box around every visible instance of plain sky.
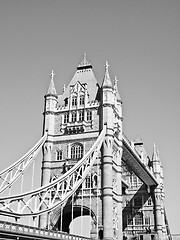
[0,0,180,235]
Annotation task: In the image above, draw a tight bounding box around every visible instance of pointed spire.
[47,70,57,95]
[152,143,159,161]
[62,84,66,93]
[102,61,112,88]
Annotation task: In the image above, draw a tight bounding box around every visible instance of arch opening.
[53,205,96,237]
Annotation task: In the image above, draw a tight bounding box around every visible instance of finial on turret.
[152,143,159,161]
[63,84,66,93]
[47,70,57,95]
[102,61,112,88]
[105,61,109,72]
[77,53,92,69]
[50,70,55,81]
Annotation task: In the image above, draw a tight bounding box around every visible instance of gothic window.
[72,96,77,106]
[134,196,142,207]
[64,113,69,123]
[79,110,84,121]
[56,150,63,161]
[72,112,77,122]
[71,143,83,159]
[87,110,92,121]
[85,176,91,189]
[93,174,98,188]
[134,213,143,225]
[80,95,85,105]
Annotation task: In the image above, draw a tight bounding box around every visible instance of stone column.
[102,124,114,240]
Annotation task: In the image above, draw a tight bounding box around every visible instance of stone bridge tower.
[41,55,123,240]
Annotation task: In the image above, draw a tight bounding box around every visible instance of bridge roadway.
[0,220,90,240]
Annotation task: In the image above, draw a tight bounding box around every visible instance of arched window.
[93,174,98,188]
[56,150,63,161]
[72,112,77,122]
[87,110,92,121]
[64,113,69,123]
[85,175,91,189]
[80,95,85,105]
[79,110,84,121]
[72,96,77,106]
[71,144,83,159]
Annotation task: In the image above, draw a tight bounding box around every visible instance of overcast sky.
[0,0,179,234]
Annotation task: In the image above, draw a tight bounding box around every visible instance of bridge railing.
[0,220,90,240]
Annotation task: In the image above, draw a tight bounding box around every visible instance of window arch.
[80,95,85,105]
[64,113,69,123]
[72,96,77,106]
[71,143,83,159]
[72,112,77,122]
[79,110,84,121]
[56,150,63,161]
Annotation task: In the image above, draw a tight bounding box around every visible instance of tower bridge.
[0,55,171,240]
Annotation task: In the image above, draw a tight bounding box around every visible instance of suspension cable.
[90,174,92,220]
[29,158,35,226]
[96,159,99,239]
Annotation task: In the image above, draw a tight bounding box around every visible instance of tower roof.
[47,70,57,95]
[102,61,112,88]
[58,54,99,105]
[77,53,92,70]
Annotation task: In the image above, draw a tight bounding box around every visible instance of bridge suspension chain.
[0,133,48,194]
[0,125,106,219]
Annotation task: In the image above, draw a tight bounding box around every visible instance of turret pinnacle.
[47,70,57,95]
[102,61,112,88]
[152,143,159,161]
[114,76,121,102]
[77,53,92,70]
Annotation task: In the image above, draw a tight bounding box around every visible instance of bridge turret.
[43,70,58,135]
[152,144,163,239]
[40,71,58,228]
[101,61,115,240]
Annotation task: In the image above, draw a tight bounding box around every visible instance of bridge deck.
[0,221,90,240]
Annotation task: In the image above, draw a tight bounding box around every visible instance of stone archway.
[51,205,96,236]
